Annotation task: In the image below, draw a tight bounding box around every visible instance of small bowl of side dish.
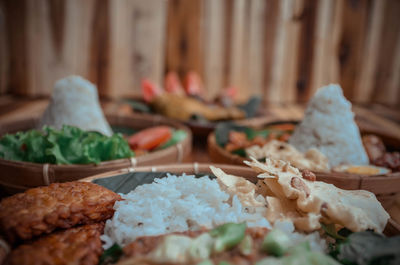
[0,113,192,195]
[208,120,400,209]
[208,84,400,210]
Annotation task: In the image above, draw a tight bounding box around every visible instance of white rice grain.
[102,174,271,247]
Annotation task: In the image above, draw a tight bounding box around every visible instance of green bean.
[210,222,246,253]
[261,229,291,256]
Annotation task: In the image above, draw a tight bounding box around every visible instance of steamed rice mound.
[38,75,113,136]
[102,174,270,247]
[289,84,369,167]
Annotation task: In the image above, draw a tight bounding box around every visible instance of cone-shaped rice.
[38,76,113,136]
[289,84,369,166]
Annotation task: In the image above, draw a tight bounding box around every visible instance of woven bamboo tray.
[81,163,400,236]
[0,114,192,195]
[207,121,400,209]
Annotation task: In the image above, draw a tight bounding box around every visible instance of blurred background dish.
[0,113,192,195]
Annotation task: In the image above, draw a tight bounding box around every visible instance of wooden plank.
[354,0,385,103]
[366,103,400,124]
[373,0,400,106]
[25,0,95,96]
[388,30,400,106]
[262,0,280,104]
[309,0,342,94]
[337,0,369,100]
[0,100,48,123]
[108,0,167,98]
[203,0,225,99]
[353,105,400,139]
[247,0,267,97]
[284,0,304,102]
[269,0,302,102]
[3,0,29,95]
[165,0,204,79]
[129,0,166,98]
[0,0,7,95]
[296,0,318,102]
[88,0,111,97]
[228,0,249,100]
[222,0,234,93]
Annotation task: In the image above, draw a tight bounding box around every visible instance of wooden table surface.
[1,96,400,224]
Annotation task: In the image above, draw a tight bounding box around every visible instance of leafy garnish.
[158,130,187,149]
[123,99,152,113]
[238,96,261,118]
[321,223,347,241]
[215,122,254,147]
[232,148,246,157]
[111,126,137,136]
[0,125,134,165]
[331,231,400,265]
[99,243,123,265]
[189,113,212,125]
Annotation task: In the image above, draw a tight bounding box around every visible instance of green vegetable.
[255,257,283,265]
[286,241,311,255]
[0,125,134,165]
[197,260,214,265]
[190,114,211,124]
[232,148,246,157]
[238,234,253,255]
[261,229,291,256]
[256,244,339,265]
[210,222,246,253]
[111,126,137,136]
[123,99,152,113]
[215,122,254,147]
[321,223,347,241]
[283,252,340,265]
[158,129,187,149]
[333,231,400,265]
[218,262,233,265]
[99,243,123,265]
[238,96,261,118]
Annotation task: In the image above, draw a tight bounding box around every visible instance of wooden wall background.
[0,0,400,105]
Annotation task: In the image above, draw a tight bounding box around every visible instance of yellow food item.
[333,165,390,175]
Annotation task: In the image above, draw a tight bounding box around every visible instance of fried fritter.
[0,182,120,243]
[6,223,104,265]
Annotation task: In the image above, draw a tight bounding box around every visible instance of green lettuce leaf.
[334,231,400,265]
[0,125,134,165]
[158,129,187,149]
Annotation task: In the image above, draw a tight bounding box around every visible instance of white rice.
[38,75,113,136]
[102,174,271,247]
[289,84,369,166]
[101,174,327,253]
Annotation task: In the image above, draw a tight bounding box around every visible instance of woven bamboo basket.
[0,114,192,195]
[207,121,400,210]
[81,163,400,236]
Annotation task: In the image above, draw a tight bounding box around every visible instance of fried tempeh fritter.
[6,223,104,265]
[0,182,120,243]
